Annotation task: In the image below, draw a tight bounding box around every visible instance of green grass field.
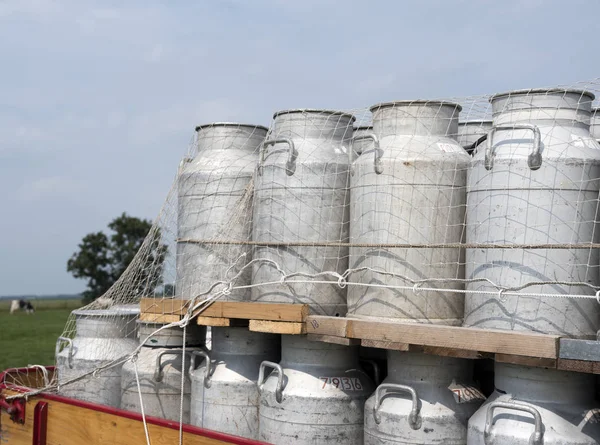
[0,299,82,370]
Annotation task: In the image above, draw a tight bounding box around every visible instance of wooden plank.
[496,354,557,369]
[346,319,559,359]
[306,316,348,337]
[419,346,488,360]
[360,339,410,351]
[249,320,306,335]
[139,313,181,323]
[196,316,231,327]
[307,334,360,346]
[558,359,600,374]
[140,298,189,316]
[559,338,600,361]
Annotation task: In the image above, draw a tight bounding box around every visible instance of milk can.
[177,123,268,300]
[591,108,600,141]
[258,335,374,444]
[120,322,205,422]
[190,327,280,439]
[464,89,600,337]
[457,120,493,154]
[348,100,469,324]
[56,306,139,407]
[251,109,355,316]
[364,351,483,444]
[352,125,374,158]
[467,363,600,444]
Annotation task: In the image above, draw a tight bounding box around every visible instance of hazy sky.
[1,0,600,295]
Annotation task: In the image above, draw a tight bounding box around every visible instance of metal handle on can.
[190,350,212,389]
[485,123,542,171]
[55,337,74,369]
[153,350,194,382]
[373,383,421,429]
[350,133,383,174]
[484,401,543,445]
[260,138,298,176]
[359,359,381,386]
[258,361,285,403]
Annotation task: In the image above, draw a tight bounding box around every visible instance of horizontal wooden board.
[558,359,600,374]
[141,298,308,322]
[360,339,410,351]
[196,316,230,327]
[139,313,181,323]
[306,316,348,337]
[344,319,559,359]
[249,320,306,335]
[307,334,359,346]
[495,354,557,369]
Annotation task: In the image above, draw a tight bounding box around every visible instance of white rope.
[133,357,152,445]
[178,323,187,445]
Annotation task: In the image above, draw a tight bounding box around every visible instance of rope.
[133,357,152,445]
[176,238,600,250]
[178,324,187,445]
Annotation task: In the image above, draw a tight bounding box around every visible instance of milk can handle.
[373,383,421,429]
[359,359,381,385]
[190,350,212,388]
[484,401,543,445]
[259,138,298,176]
[257,361,285,403]
[153,350,193,382]
[350,133,383,174]
[55,337,74,369]
[485,123,542,171]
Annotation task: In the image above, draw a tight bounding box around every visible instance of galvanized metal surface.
[176,123,268,300]
[190,327,280,439]
[56,308,139,407]
[592,108,600,141]
[138,321,205,348]
[258,335,374,445]
[467,363,600,444]
[364,351,482,444]
[352,126,374,158]
[457,120,492,154]
[251,109,355,316]
[559,338,600,361]
[348,101,469,324]
[120,323,205,421]
[464,89,600,338]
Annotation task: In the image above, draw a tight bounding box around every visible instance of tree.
[67,213,167,304]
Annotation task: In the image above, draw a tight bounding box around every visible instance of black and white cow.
[9,299,35,314]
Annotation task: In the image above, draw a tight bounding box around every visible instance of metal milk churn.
[364,351,483,445]
[467,363,600,444]
[251,109,355,316]
[190,327,280,439]
[120,322,205,422]
[464,89,600,338]
[348,101,469,324]
[56,306,139,407]
[457,120,493,155]
[177,123,268,300]
[352,125,374,159]
[591,108,600,141]
[258,335,374,445]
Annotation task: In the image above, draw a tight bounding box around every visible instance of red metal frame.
[1,366,268,445]
[32,402,48,445]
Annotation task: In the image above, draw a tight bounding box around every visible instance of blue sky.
[1,0,600,295]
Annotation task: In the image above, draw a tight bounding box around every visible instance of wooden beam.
[360,339,410,351]
[306,316,348,337]
[249,320,306,335]
[307,334,360,346]
[346,319,559,359]
[196,316,230,327]
[141,298,308,322]
[558,359,600,374]
[418,346,488,360]
[139,313,181,324]
[495,354,557,369]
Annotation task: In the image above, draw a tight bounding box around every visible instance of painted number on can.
[448,382,486,404]
[320,377,363,391]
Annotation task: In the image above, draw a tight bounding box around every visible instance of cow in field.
[9,299,35,314]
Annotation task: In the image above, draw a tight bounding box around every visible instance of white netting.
[5,77,600,440]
